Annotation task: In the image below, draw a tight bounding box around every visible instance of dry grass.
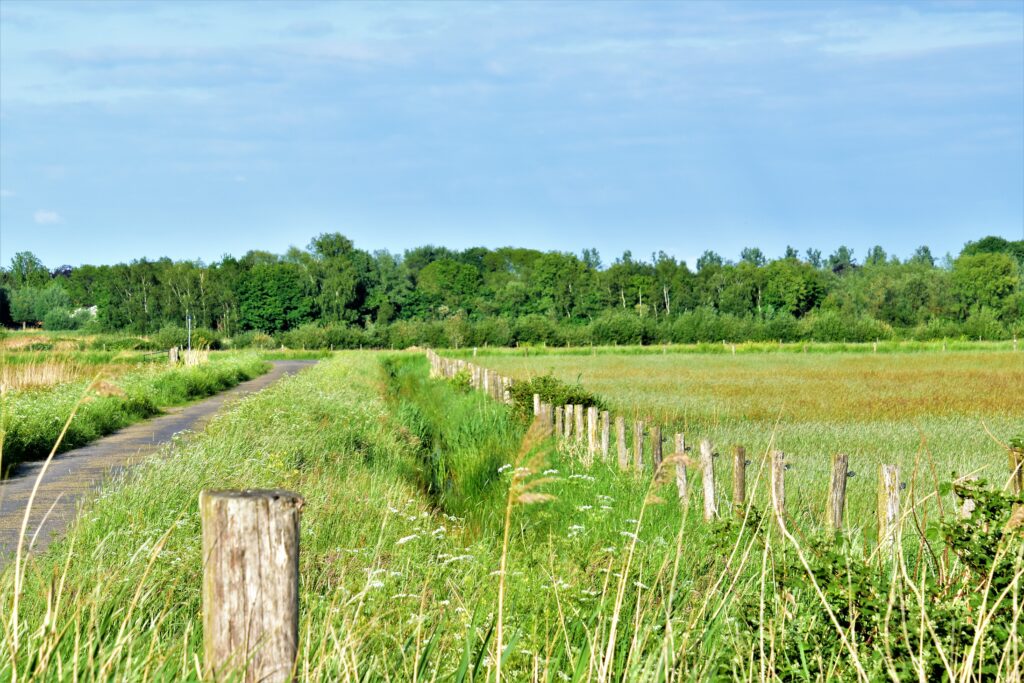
[0,359,86,393]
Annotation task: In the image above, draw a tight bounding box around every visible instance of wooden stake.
[877,464,900,556]
[533,393,541,416]
[827,453,849,532]
[732,446,746,518]
[201,489,303,683]
[700,440,717,520]
[1009,447,1024,495]
[770,451,785,531]
[586,407,598,465]
[616,416,628,470]
[555,406,563,439]
[564,405,573,438]
[633,420,645,471]
[574,405,584,442]
[600,410,610,460]
[959,476,978,519]
[674,433,688,504]
[169,346,179,364]
[651,425,662,469]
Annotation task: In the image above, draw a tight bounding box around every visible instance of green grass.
[2,351,1021,680]
[0,354,270,474]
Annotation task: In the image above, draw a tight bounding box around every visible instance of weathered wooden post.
[827,453,849,532]
[732,446,746,518]
[201,489,303,683]
[555,406,563,440]
[651,425,662,469]
[564,404,573,438]
[587,407,598,463]
[616,416,628,470]
[574,405,585,443]
[959,476,979,519]
[533,393,541,416]
[1009,445,1024,495]
[169,346,179,364]
[877,465,900,557]
[770,451,785,531]
[600,410,610,460]
[633,420,645,471]
[674,433,689,504]
[700,440,716,520]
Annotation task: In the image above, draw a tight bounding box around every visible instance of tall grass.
[0,355,270,474]
[1,352,1020,680]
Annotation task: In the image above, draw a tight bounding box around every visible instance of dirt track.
[0,360,317,567]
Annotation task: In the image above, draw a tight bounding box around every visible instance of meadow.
[1,348,1021,681]
[455,345,1024,530]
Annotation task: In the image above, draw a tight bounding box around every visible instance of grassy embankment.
[0,354,270,474]
[2,351,1021,680]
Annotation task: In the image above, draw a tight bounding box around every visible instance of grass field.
[458,347,1023,530]
[1,349,1022,680]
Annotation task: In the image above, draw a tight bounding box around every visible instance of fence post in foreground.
[169,346,179,364]
[574,405,585,443]
[201,489,303,683]
[564,405,573,439]
[533,394,541,416]
[555,407,563,440]
[732,446,746,518]
[600,410,610,460]
[674,433,688,504]
[633,420,645,471]
[700,440,716,520]
[616,417,628,470]
[651,425,663,469]
[827,453,849,532]
[770,451,785,531]
[877,465,900,557]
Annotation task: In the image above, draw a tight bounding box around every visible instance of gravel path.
[0,360,317,567]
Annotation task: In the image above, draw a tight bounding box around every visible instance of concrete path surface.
[0,359,317,566]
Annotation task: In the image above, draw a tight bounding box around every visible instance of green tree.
[236,264,314,333]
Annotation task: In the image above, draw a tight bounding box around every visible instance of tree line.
[1,233,1021,348]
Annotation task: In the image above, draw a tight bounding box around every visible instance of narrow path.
[0,360,317,565]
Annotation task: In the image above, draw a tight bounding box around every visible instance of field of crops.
[1,346,1022,681]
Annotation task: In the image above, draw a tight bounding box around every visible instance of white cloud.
[34,209,62,224]
[0,189,14,198]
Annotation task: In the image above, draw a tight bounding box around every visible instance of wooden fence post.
[770,451,785,531]
[674,433,688,504]
[169,346,179,364]
[700,440,717,520]
[1009,446,1024,495]
[732,446,746,518]
[586,407,598,464]
[878,465,900,557]
[616,416,628,470]
[574,405,585,443]
[555,406,563,440]
[201,489,303,683]
[633,420,645,471]
[533,394,541,416]
[959,476,978,519]
[827,453,849,532]
[564,405,573,438]
[600,411,610,461]
[651,426,662,469]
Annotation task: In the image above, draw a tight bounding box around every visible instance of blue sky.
[1,0,1021,269]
